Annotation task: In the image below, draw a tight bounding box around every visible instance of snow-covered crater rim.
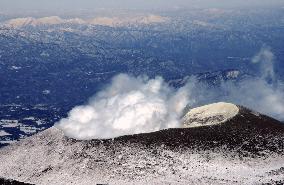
[182,102,239,128]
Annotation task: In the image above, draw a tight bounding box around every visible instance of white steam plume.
[252,46,275,82]
[186,78,284,121]
[186,47,284,121]
[223,47,283,119]
[56,74,190,140]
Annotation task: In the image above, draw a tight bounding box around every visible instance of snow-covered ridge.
[3,15,169,28]
[183,102,239,127]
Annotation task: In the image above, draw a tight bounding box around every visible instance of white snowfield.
[183,102,239,127]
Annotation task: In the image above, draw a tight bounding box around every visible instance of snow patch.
[0,120,19,128]
[226,70,240,78]
[183,102,239,127]
[0,130,11,137]
[10,66,22,70]
[42,90,51,95]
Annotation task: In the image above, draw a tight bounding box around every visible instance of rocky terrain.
[0,103,283,184]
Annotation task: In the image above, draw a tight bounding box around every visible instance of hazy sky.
[0,0,283,13]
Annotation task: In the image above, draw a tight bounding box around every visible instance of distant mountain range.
[0,102,283,184]
[2,15,169,28]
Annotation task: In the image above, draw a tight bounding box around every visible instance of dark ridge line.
[0,178,34,185]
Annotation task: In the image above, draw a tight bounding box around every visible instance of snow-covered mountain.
[3,15,169,28]
[0,102,283,185]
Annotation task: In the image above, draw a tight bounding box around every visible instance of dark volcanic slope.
[0,178,34,185]
[0,105,283,185]
[109,106,284,156]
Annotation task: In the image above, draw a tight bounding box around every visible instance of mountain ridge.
[2,15,169,28]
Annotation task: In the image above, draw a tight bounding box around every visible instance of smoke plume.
[56,74,190,139]
[252,46,275,83]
